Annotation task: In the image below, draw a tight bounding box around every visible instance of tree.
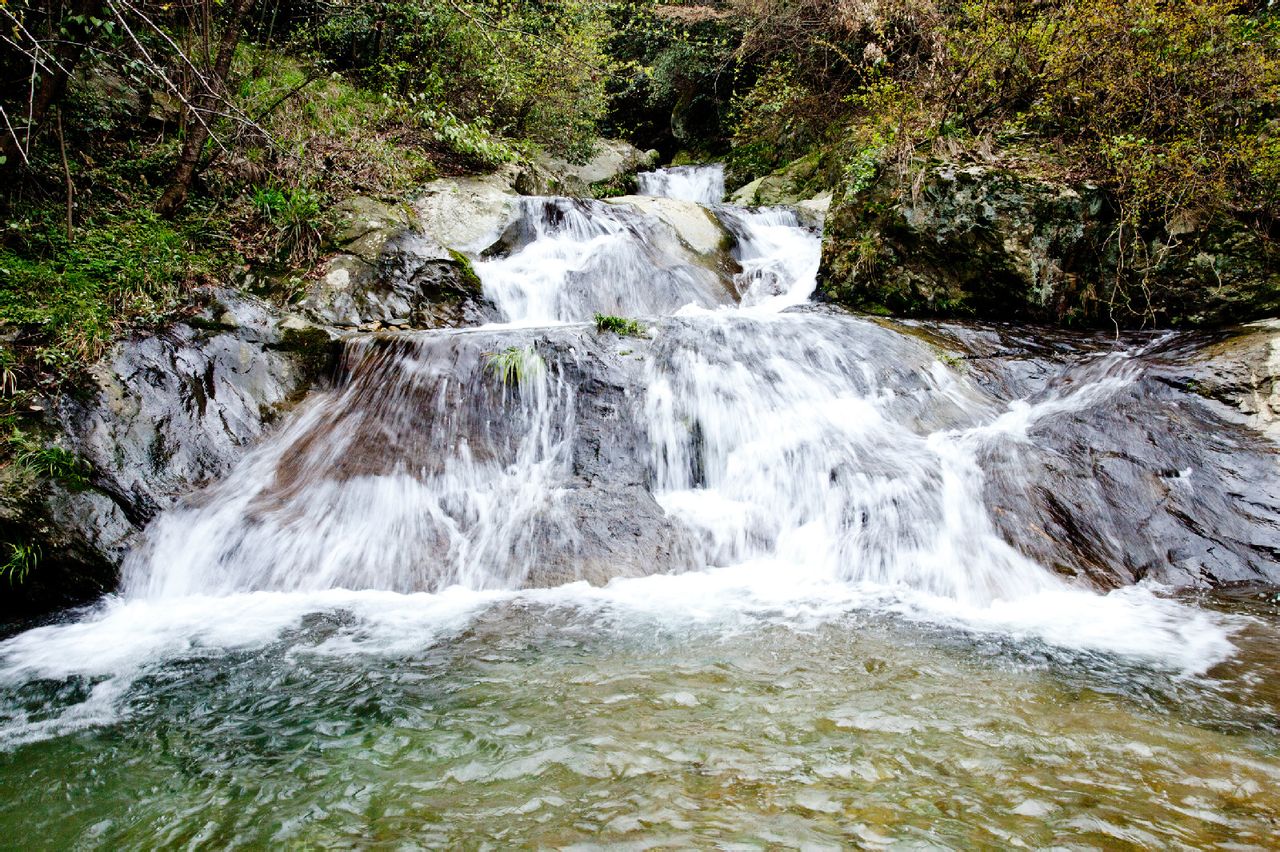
[154,0,258,216]
[0,0,107,167]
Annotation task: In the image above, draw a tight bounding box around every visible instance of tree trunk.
[0,0,105,168]
[154,0,257,217]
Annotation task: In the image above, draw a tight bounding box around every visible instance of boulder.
[604,195,732,257]
[820,158,1280,327]
[327,196,419,262]
[534,139,658,197]
[413,167,522,251]
[729,152,826,207]
[304,196,495,329]
[1,291,337,621]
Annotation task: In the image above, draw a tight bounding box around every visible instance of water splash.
[718,205,822,309]
[637,164,726,204]
[475,197,733,324]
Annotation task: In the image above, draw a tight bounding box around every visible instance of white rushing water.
[636,164,726,205]
[0,166,1242,747]
[475,197,733,324]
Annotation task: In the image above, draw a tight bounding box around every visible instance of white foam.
[637,165,726,205]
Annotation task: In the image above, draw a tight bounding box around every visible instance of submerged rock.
[820,159,1280,326]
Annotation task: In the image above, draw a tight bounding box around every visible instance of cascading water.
[2,165,1278,848]
[44,164,1236,660]
[476,196,734,323]
[5,165,1252,640]
[636,164,726,205]
[123,332,576,597]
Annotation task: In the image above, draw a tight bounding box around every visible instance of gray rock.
[1174,319,1280,443]
[887,317,1280,588]
[58,291,333,521]
[305,199,497,329]
[413,168,521,251]
[1,291,337,620]
[535,139,657,196]
[604,195,732,257]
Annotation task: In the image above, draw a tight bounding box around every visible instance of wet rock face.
[1174,320,1280,443]
[902,320,1280,588]
[0,292,336,620]
[532,330,698,587]
[122,326,695,596]
[59,292,332,523]
[820,160,1280,327]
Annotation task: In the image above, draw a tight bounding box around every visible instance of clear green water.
[1,590,1278,850]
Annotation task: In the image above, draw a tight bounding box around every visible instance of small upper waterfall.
[636,164,726,205]
[475,196,735,324]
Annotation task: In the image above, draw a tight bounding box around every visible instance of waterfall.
[0,165,1251,754]
[122,331,576,597]
[475,196,734,324]
[636,164,726,205]
[110,167,1184,607]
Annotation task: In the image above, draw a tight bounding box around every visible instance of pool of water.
[2,583,1278,849]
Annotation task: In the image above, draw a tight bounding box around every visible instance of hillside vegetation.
[0,0,1277,383]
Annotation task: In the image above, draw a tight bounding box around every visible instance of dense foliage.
[0,0,623,380]
[727,0,1280,229]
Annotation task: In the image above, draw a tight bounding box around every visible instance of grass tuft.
[593,314,647,337]
[484,345,545,388]
[9,429,93,490]
[1,542,39,586]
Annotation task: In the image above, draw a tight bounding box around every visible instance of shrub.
[294,0,615,159]
[732,0,1280,230]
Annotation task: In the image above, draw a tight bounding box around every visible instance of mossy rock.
[819,156,1280,327]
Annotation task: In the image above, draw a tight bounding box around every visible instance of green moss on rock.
[819,157,1280,327]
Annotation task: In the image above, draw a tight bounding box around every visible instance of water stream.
[1,165,1278,847]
